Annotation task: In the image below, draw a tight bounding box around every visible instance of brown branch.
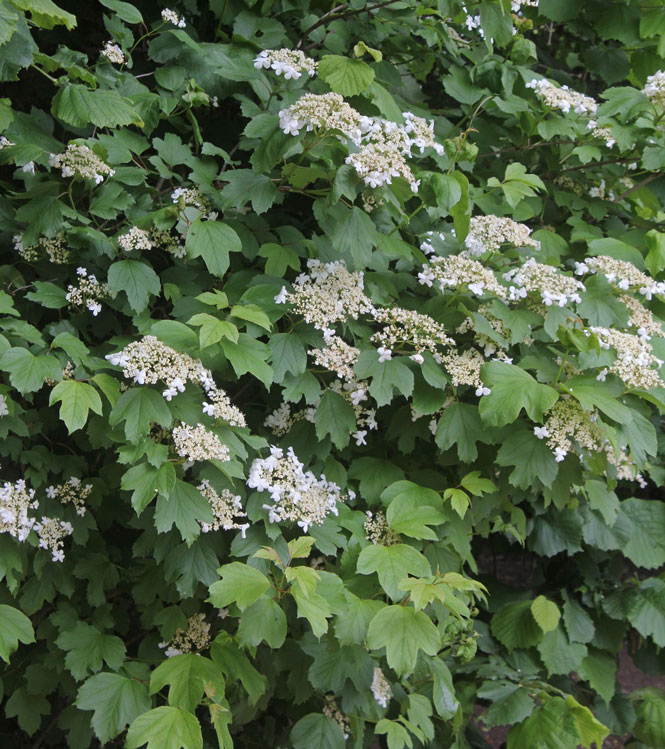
[612,172,662,203]
[297,0,403,47]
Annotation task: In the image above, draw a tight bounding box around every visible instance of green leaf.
[125,706,202,749]
[564,375,631,424]
[77,672,151,745]
[154,480,213,545]
[0,604,34,663]
[530,595,561,633]
[495,426,558,489]
[366,605,440,677]
[208,562,271,611]
[479,362,559,426]
[221,335,273,388]
[622,498,665,569]
[49,380,103,433]
[645,230,665,276]
[237,596,287,649]
[434,402,485,462]
[109,388,171,443]
[291,587,332,638]
[491,601,543,650]
[150,654,224,712]
[221,170,277,214]
[314,389,356,449]
[633,687,665,746]
[537,626,587,676]
[291,713,345,749]
[268,333,307,382]
[230,304,271,331]
[56,622,126,680]
[211,636,267,705]
[10,0,76,29]
[326,205,379,269]
[121,463,159,515]
[108,260,160,313]
[507,696,586,749]
[387,494,446,540]
[357,544,431,601]
[98,0,143,24]
[52,84,143,128]
[627,580,665,647]
[318,55,375,96]
[579,649,617,705]
[375,719,413,748]
[186,220,241,278]
[25,281,67,309]
[0,347,61,393]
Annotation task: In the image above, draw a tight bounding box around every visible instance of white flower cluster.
[45,477,92,517]
[464,215,540,256]
[247,445,353,532]
[279,94,443,193]
[588,179,613,201]
[511,0,538,9]
[620,294,664,339]
[171,186,205,210]
[418,253,507,299]
[457,305,510,358]
[253,49,317,79]
[34,517,73,563]
[150,228,186,259]
[371,667,392,708]
[159,614,210,659]
[440,349,490,395]
[589,327,663,390]
[371,307,455,357]
[0,479,38,542]
[276,259,374,332]
[49,144,115,184]
[101,41,125,65]
[202,388,246,426]
[197,480,249,536]
[172,423,230,463]
[643,70,665,106]
[12,233,71,263]
[586,120,615,149]
[161,8,186,28]
[526,78,597,116]
[575,256,665,299]
[364,510,400,546]
[118,227,154,252]
[323,696,350,740]
[66,267,111,316]
[535,398,601,463]
[604,443,647,486]
[504,258,585,306]
[309,336,359,382]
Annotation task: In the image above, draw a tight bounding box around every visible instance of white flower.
[274,286,288,304]
[475,386,491,396]
[377,347,392,363]
[554,447,567,462]
[534,426,550,439]
[22,161,35,174]
[133,369,147,385]
[410,353,424,364]
[353,430,367,446]
[596,368,608,382]
[0,395,8,417]
[350,388,366,406]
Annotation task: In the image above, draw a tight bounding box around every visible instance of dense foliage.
[3,0,665,746]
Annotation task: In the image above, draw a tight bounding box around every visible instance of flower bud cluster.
[575,256,665,298]
[34,517,73,563]
[247,446,353,532]
[371,307,455,356]
[323,696,350,739]
[150,229,186,258]
[604,443,647,486]
[197,480,249,536]
[13,233,71,263]
[364,510,400,546]
[457,306,510,358]
[440,349,489,395]
[161,8,186,27]
[371,667,392,708]
[345,142,419,192]
[309,336,360,382]
[586,120,615,149]
[49,144,115,183]
[643,70,665,106]
[66,267,111,316]
[159,614,210,659]
[504,258,585,306]
[589,327,663,389]
[536,398,602,463]
[279,92,372,143]
[418,253,507,299]
[620,294,664,338]
[171,186,206,210]
[118,227,154,252]
[526,78,597,116]
[253,49,317,79]
[45,477,92,517]
[464,215,540,256]
[101,41,125,65]
[172,423,230,463]
[202,388,246,427]
[276,259,374,331]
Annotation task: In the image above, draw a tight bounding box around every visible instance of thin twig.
[612,172,661,203]
[297,0,402,47]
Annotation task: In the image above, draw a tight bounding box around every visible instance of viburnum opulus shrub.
[3,0,665,746]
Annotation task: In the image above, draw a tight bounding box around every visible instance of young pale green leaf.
[491,601,543,650]
[530,595,561,633]
[0,348,61,393]
[386,494,446,539]
[230,304,272,331]
[77,672,151,745]
[49,380,103,433]
[125,706,202,749]
[357,544,431,601]
[366,605,440,676]
[208,562,271,611]
[149,654,224,712]
[0,604,34,663]
[318,55,375,96]
[479,362,559,426]
[290,587,332,638]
